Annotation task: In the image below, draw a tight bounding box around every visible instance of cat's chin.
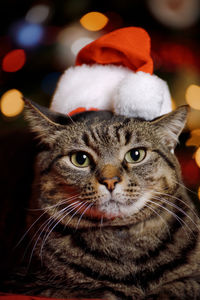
[78,200,137,221]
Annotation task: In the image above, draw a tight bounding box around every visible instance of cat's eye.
[125,148,146,164]
[70,152,90,168]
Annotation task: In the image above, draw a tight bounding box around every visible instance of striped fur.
[6,101,200,299]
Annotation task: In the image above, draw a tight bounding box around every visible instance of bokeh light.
[185,84,200,110]
[71,37,94,55]
[147,0,200,29]
[57,23,100,66]
[186,129,200,147]
[198,186,200,200]
[171,98,176,110]
[0,89,24,118]
[26,4,51,24]
[2,49,26,72]
[187,109,200,131]
[12,21,44,47]
[195,147,200,168]
[80,12,108,31]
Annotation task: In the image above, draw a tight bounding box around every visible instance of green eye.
[125,148,146,164]
[70,152,90,168]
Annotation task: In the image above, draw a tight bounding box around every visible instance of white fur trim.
[51,64,130,113]
[51,64,172,120]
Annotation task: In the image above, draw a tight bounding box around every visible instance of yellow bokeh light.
[194,147,200,168]
[185,84,200,110]
[198,186,200,200]
[80,12,108,31]
[0,89,24,118]
[186,129,200,147]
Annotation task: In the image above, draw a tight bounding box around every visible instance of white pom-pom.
[113,71,172,120]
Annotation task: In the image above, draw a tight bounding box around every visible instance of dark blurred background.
[0,0,200,197]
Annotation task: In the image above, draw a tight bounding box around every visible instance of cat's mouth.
[77,199,132,220]
[62,191,151,222]
[76,191,152,221]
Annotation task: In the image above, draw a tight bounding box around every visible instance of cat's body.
[1,101,200,299]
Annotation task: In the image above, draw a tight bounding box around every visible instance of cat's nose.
[100,176,121,192]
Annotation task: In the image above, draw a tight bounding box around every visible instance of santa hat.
[51,27,172,120]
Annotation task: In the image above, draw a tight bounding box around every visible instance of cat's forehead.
[62,113,153,147]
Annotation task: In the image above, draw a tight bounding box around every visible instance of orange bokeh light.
[0,89,24,117]
[80,12,108,31]
[2,49,26,72]
[185,84,200,110]
[186,129,200,147]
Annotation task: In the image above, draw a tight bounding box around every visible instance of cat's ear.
[151,105,189,151]
[24,98,71,145]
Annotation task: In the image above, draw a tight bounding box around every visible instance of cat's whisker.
[66,113,76,125]
[75,202,93,230]
[28,206,78,266]
[38,199,81,246]
[171,179,198,196]
[42,199,82,242]
[23,215,54,268]
[153,191,200,227]
[144,203,170,237]
[27,201,81,266]
[15,195,79,248]
[27,194,79,211]
[152,195,200,233]
[148,199,192,238]
[154,191,199,219]
[15,210,47,249]
[64,201,88,231]
[39,201,86,260]
[39,201,83,258]
[39,202,85,261]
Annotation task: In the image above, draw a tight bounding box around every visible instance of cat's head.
[24,99,188,228]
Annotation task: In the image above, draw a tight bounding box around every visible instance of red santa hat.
[51,27,172,120]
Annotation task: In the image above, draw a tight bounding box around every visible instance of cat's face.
[25,100,188,228]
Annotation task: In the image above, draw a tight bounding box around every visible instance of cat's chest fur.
[36,204,196,281]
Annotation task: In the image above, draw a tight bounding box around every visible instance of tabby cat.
[2,99,200,299]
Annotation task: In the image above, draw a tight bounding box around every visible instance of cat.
[1,99,200,300]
